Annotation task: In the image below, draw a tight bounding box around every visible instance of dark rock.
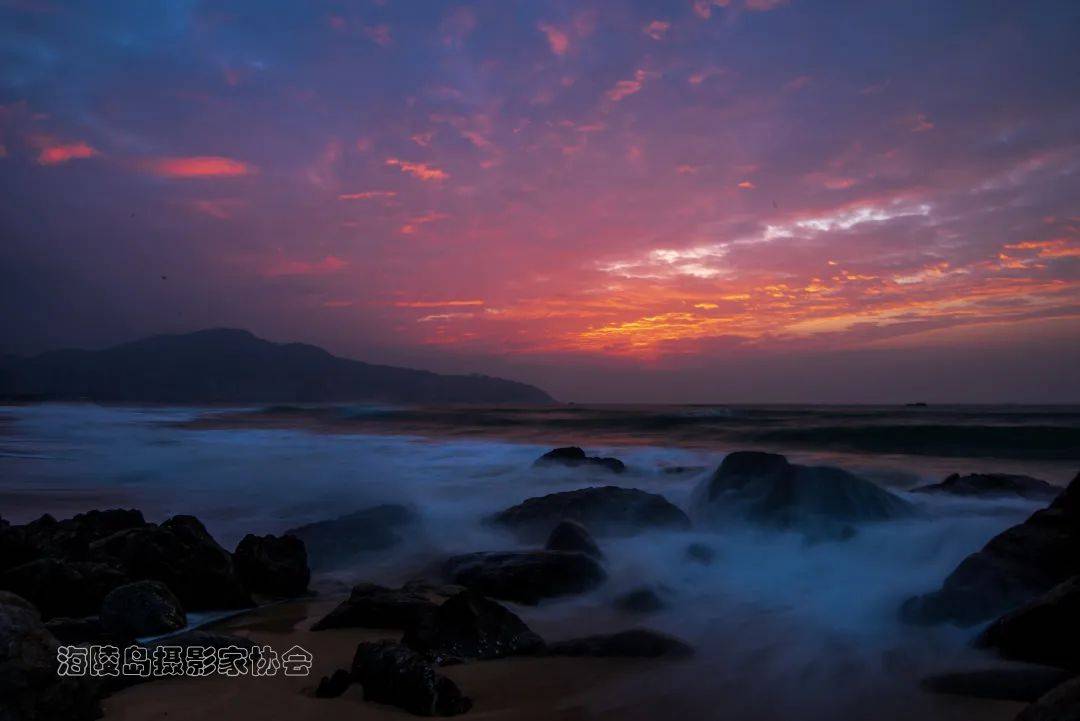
[1016,677,1080,721]
[312,583,438,631]
[1,509,147,570]
[403,590,545,661]
[699,451,914,538]
[544,520,603,559]
[547,629,693,658]
[613,587,666,613]
[0,591,101,721]
[976,576,1080,670]
[315,669,352,698]
[0,557,128,619]
[146,629,256,652]
[491,486,690,541]
[902,471,1080,626]
[443,551,606,605]
[912,473,1059,501]
[351,640,472,716]
[921,666,1074,702]
[285,504,419,570]
[684,542,717,565]
[534,447,626,474]
[44,616,113,645]
[100,580,186,638]
[233,533,310,597]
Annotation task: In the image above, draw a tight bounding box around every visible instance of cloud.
[385,157,449,182]
[262,255,348,278]
[693,0,730,19]
[399,211,449,235]
[31,136,99,165]
[737,180,756,189]
[140,156,255,178]
[908,113,934,132]
[338,190,397,200]
[184,198,244,219]
[607,69,652,102]
[537,22,569,56]
[783,75,812,92]
[688,67,726,85]
[394,299,484,308]
[643,20,670,41]
[744,0,789,10]
[364,24,392,47]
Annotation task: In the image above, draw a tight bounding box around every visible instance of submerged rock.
[547,629,693,658]
[351,640,472,716]
[544,519,603,559]
[613,586,667,614]
[403,590,545,662]
[233,533,310,598]
[285,504,419,570]
[1017,677,1080,721]
[0,557,128,619]
[911,473,1059,501]
[443,550,606,605]
[534,446,626,474]
[902,472,1080,627]
[921,666,1074,702]
[491,486,690,540]
[684,542,717,565]
[977,575,1080,670]
[312,582,438,631]
[100,580,186,639]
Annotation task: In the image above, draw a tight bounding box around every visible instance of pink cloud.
[262,255,348,278]
[31,136,99,165]
[338,190,397,201]
[185,198,244,219]
[538,22,569,56]
[399,211,449,235]
[141,155,255,178]
[643,20,670,40]
[908,113,935,132]
[737,180,756,189]
[364,24,392,47]
[385,157,449,182]
[607,70,652,102]
[784,75,812,92]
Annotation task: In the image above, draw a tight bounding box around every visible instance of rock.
[0,591,101,721]
[491,486,690,540]
[684,542,717,565]
[146,629,256,652]
[0,557,128,619]
[0,509,147,571]
[613,587,666,613]
[44,616,113,645]
[233,533,310,597]
[403,590,545,662]
[534,447,626,474]
[698,451,914,538]
[1016,677,1080,721]
[285,504,419,570]
[544,520,603,559]
[976,576,1080,670]
[315,669,352,698]
[902,471,1080,626]
[911,473,1060,501]
[921,666,1074,702]
[547,629,693,658]
[90,515,253,611]
[351,640,472,716]
[100,580,186,639]
[312,583,438,631]
[443,551,606,605]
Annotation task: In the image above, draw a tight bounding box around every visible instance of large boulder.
[100,580,186,639]
[1017,677,1080,721]
[285,504,418,570]
[233,534,309,598]
[0,509,147,572]
[0,591,100,721]
[534,447,626,474]
[351,641,472,716]
[0,558,128,620]
[544,520,603,559]
[911,473,1059,501]
[443,551,606,605]
[403,590,545,662]
[43,616,113,645]
[547,629,693,658]
[312,583,438,631]
[490,486,690,540]
[902,472,1080,626]
[698,451,914,538]
[976,575,1080,670]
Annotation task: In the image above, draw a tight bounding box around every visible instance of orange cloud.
[537,22,569,56]
[385,157,449,182]
[399,211,449,235]
[32,137,99,165]
[262,255,348,278]
[338,190,397,200]
[394,299,484,308]
[142,156,255,178]
[607,70,651,102]
[737,180,756,189]
[643,20,670,40]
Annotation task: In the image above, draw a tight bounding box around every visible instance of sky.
[1,0,1078,403]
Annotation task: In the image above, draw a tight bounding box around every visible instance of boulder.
[902,471,1080,626]
[544,520,603,559]
[0,509,147,571]
[490,486,690,540]
[443,551,606,605]
[233,533,310,597]
[285,504,419,570]
[921,666,1074,702]
[312,583,438,631]
[0,591,100,721]
[100,580,186,639]
[351,641,472,716]
[43,616,113,645]
[1017,677,1080,721]
[976,576,1080,670]
[0,557,128,619]
[534,447,626,474]
[547,629,693,658]
[403,590,545,662]
[698,451,914,538]
[315,669,352,698]
[911,473,1059,501]
[613,587,666,614]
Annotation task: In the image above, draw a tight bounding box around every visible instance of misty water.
[2,403,1077,719]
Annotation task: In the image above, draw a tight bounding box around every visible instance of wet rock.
[547,629,693,658]
[44,616,113,645]
[100,580,186,639]
[684,542,717,565]
[233,533,310,598]
[921,666,1074,702]
[312,582,438,631]
[443,550,606,605]
[491,486,690,540]
[403,590,545,661]
[351,640,472,716]
[911,473,1059,501]
[0,557,128,619]
[902,471,1080,627]
[0,509,147,570]
[613,587,666,614]
[534,447,626,474]
[315,669,352,698]
[976,576,1080,670]
[285,504,419,570]
[1016,677,1080,721]
[544,519,603,559]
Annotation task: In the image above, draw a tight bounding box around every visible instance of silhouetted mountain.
[0,329,554,404]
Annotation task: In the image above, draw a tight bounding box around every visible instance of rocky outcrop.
[490,486,690,540]
[315,669,352,698]
[403,590,545,662]
[976,575,1080,670]
[534,447,625,474]
[921,667,1074,702]
[351,641,472,716]
[233,533,309,598]
[1016,677,1080,721]
[613,587,666,614]
[0,509,146,572]
[547,629,693,658]
[902,472,1080,626]
[100,580,186,639]
[312,583,438,631]
[443,551,606,605]
[0,558,128,619]
[911,473,1059,501]
[544,520,603,559]
[43,616,112,645]
[285,504,418,570]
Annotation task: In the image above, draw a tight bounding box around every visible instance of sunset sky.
[1,0,1078,402]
